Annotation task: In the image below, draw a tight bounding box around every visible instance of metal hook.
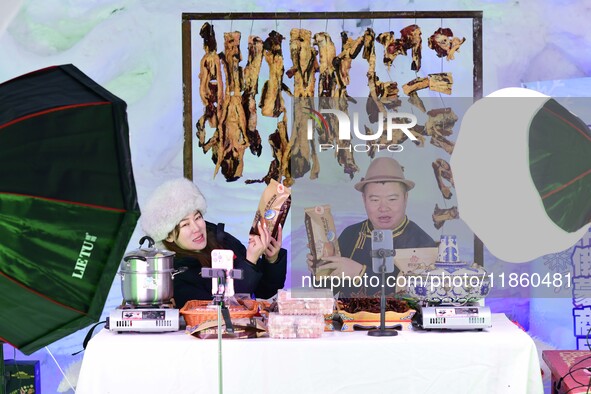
[250,19,254,36]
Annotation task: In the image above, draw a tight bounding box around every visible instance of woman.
[140,178,287,308]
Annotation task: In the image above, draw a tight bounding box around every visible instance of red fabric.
[543,350,591,393]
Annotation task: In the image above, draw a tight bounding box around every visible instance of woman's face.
[166,210,207,251]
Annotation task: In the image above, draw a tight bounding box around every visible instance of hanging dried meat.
[251,31,291,185]
[432,204,459,229]
[428,28,466,60]
[252,31,296,186]
[220,31,244,93]
[402,77,429,95]
[363,28,409,156]
[400,24,422,71]
[375,25,422,71]
[290,98,319,180]
[246,113,294,187]
[206,31,249,182]
[376,31,404,69]
[333,32,364,93]
[425,99,456,154]
[331,32,364,179]
[428,72,453,95]
[432,158,455,199]
[242,35,264,157]
[196,22,224,149]
[425,108,458,137]
[377,81,401,109]
[314,31,337,145]
[259,31,290,117]
[215,95,249,182]
[314,32,337,98]
[288,28,320,180]
[271,114,294,187]
[191,19,471,189]
[287,29,318,97]
[362,28,389,124]
[430,134,455,155]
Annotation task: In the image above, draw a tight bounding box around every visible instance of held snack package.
[250,179,291,239]
[304,205,340,277]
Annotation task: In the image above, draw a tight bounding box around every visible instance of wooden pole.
[182,17,193,181]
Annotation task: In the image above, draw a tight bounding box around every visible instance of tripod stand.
[368,247,398,337]
[201,263,244,394]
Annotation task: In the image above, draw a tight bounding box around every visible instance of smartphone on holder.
[371,229,395,274]
[211,249,235,297]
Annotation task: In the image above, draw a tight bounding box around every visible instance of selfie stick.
[368,248,398,337]
[201,267,244,394]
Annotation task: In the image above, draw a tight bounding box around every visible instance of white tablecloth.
[76,313,543,394]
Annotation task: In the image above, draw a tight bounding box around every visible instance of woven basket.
[180,299,259,327]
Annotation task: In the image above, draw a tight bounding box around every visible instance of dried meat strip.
[428,72,453,95]
[432,204,459,229]
[242,35,264,157]
[213,31,249,182]
[432,158,455,199]
[259,31,290,117]
[314,32,337,145]
[196,22,224,150]
[428,27,466,60]
[287,29,318,98]
[288,28,320,180]
[376,31,404,69]
[363,28,389,125]
[400,24,422,71]
[332,32,364,179]
[425,108,458,137]
[246,113,294,187]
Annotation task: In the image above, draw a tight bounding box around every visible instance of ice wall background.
[1,0,590,392]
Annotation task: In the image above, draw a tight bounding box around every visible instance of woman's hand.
[246,221,270,264]
[264,224,282,263]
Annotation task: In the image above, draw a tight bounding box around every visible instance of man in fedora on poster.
[308,157,435,293]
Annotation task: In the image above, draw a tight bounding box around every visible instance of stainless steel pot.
[120,236,186,306]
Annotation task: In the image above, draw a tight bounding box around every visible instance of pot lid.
[124,236,175,258]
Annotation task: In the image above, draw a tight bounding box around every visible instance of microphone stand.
[368,249,398,337]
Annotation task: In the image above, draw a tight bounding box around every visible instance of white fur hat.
[140,178,207,242]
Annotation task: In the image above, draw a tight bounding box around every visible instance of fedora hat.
[354,157,415,192]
